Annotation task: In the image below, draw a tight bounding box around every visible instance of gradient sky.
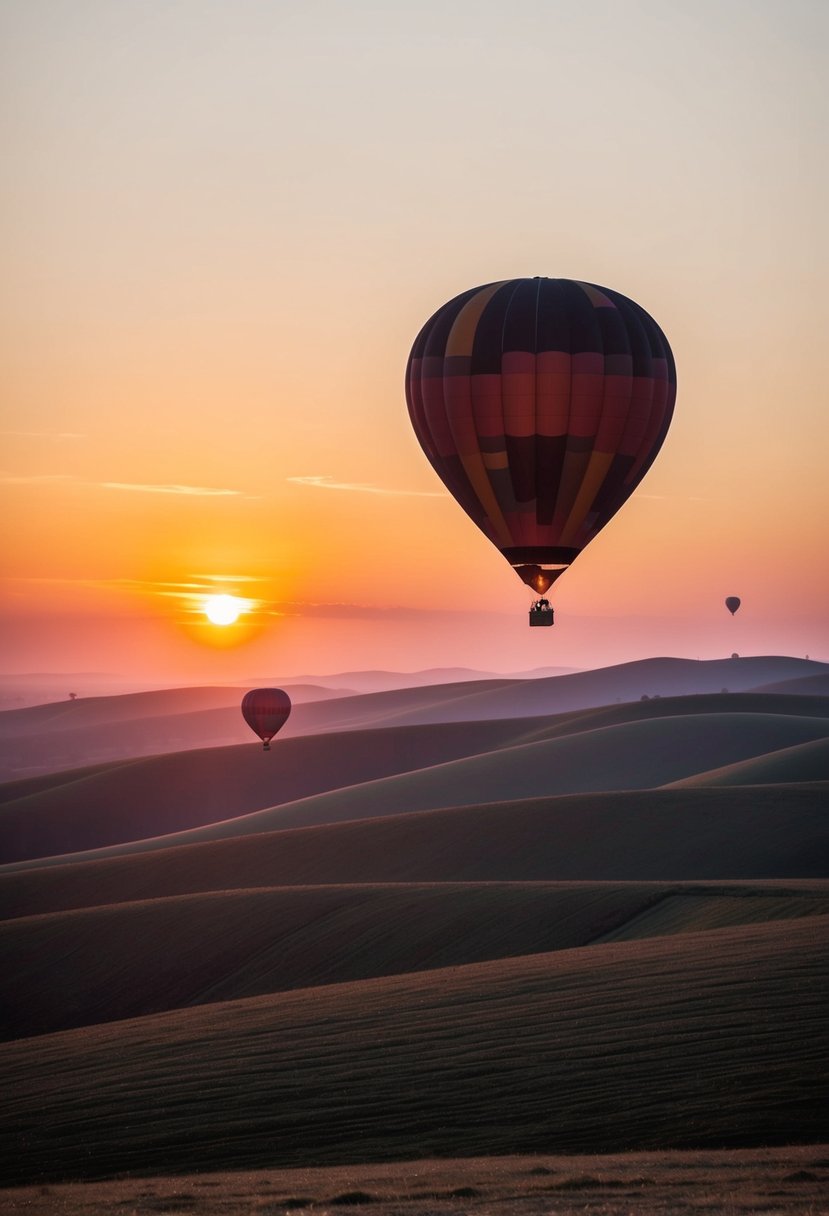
[2,0,827,680]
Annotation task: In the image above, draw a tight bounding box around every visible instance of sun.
[203,594,247,626]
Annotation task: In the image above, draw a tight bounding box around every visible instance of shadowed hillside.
[3,880,827,1041]
[1,917,825,1183]
[6,691,827,866]
[749,672,829,697]
[663,735,829,787]
[0,716,543,864]
[2,783,826,912]
[7,707,825,867]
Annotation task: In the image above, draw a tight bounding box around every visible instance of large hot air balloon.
[725,597,741,616]
[406,278,676,623]
[241,688,291,750]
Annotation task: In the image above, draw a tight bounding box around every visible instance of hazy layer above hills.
[1,655,826,781]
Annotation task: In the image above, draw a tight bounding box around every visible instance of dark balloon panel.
[406,278,677,594]
[241,688,291,750]
[725,597,741,615]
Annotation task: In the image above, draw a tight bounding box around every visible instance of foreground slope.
[1,917,825,1183]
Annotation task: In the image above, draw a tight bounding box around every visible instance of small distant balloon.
[241,688,291,751]
[725,597,741,616]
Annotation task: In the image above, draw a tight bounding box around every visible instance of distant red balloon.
[725,597,741,616]
[241,688,291,751]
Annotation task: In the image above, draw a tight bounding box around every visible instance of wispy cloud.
[0,473,74,485]
[192,573,265,584]
[101,482,246,497]
[288,474,444,497]
[1,431,85,440]
[4,574,264,616]
[0,474,250,497]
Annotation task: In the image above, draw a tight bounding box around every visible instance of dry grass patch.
[2,1149,828,1214]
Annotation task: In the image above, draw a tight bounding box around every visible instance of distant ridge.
[2,655,826,781]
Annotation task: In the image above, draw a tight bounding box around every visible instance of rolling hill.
[2,655,827,781]
[2,656,826,1196]
[3,687,827,866]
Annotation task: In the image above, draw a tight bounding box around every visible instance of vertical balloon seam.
[585,286,650,542]
[557,283,608,547]
[450,282,514,548]
[626,294,664,490]
[498,280,528,545]
[406,307,441,471]
[610,291,658,511]
[549,282,594,541]
[443,289,504,544]
[412,294,481,534]
[473,281,518,548]
[555,281,577,540]
[624,296,675,492]
[546,281,575,541]
[575,281,633,548]
[532,277,542,547]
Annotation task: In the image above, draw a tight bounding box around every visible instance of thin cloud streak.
[2,431,85,440]
[1,474,250,497]
[101,482,246,497]
[0,473,74,485]
[288,475,445,498]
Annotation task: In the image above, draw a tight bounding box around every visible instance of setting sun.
[203,594,247,626]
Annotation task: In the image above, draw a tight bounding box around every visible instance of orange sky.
[2,1,827,680]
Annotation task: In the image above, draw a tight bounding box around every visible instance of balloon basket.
[529,608,554,627]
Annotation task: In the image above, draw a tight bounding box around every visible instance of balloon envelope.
[725,597,741,615]
[241,688,291,746]
[406,278,676,593]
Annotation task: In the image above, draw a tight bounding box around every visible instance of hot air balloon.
[725,597,741,616]
[241,688,291,750]
[405,278,676,625]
